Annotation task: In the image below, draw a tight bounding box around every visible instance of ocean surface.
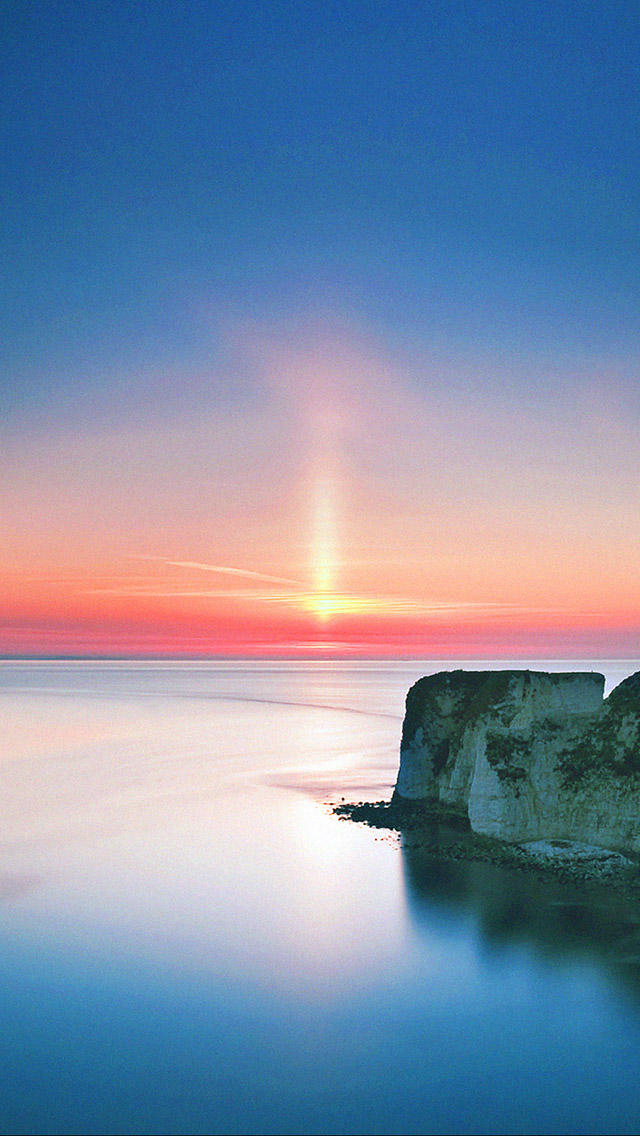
[2,658,640,1136]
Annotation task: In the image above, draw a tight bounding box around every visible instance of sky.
[2,0,640,657]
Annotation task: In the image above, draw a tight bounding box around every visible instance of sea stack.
[394,669,640,854]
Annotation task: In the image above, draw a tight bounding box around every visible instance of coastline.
[333,798,640,895]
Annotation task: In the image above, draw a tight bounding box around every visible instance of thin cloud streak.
[169,561,304,587]
[133,557,303,588]
[81,583,585,619]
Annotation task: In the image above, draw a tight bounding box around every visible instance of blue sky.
[3,0,639,416]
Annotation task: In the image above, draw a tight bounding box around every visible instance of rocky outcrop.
[394,669,640,855]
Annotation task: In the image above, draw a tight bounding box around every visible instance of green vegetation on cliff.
[484,731,528,791]
[557,674,640,788]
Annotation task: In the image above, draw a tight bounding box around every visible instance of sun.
[304,590,395,621]
[305,591,356,622]
[309,591,337,622]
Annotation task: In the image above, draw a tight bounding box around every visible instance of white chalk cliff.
[394,670,640,854]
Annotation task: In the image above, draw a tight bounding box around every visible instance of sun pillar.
[310,471,337,622]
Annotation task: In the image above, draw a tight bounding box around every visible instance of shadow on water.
[400,821,640,1001]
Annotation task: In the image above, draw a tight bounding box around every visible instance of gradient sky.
[2,0,640,656]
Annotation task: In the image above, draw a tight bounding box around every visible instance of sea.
[2,658,640,1136]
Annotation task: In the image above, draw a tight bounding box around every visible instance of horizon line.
[2,652,640,663]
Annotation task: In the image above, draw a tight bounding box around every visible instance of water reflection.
[401,823,640,998]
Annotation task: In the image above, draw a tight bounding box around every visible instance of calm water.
[2,658,640,1136]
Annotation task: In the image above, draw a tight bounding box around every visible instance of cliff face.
[394,669,640,854]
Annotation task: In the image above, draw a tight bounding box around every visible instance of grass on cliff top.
[403,670,592,744]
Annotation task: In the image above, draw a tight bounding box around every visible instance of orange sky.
[3,324,640,657]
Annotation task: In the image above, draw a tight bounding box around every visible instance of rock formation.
[394,669,640,854]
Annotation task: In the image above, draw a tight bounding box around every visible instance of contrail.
[129,555,303,587]
[165,560,303,588]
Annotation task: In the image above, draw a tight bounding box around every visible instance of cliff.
[394,669,640,855]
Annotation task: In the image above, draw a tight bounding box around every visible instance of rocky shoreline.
[334,798,640,893]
